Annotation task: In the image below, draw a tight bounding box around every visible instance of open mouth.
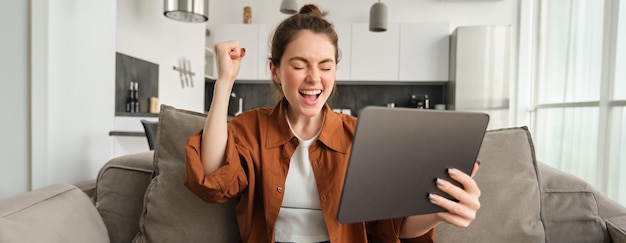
[300,90,322,97]
[300,89,322,104]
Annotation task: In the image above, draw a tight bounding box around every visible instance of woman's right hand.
[214,40,246,85]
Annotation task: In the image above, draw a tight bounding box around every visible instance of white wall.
[0,1,30,199]
[116,0,206,112]
[39,1,117,187]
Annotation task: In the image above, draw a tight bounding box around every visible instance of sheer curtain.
[533,0,625,205]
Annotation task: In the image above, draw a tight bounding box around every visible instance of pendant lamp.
[369,0,387,32]
[280,0,298,14]
[164,0,209,23]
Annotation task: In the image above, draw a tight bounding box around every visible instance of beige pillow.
[435,126,545,242]
[133,105,239,243]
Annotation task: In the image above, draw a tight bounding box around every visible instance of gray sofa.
[1,105,625,243]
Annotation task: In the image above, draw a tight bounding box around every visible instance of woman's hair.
[269,4,339,104]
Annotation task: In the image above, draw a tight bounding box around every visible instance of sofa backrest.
[0,184,109,243]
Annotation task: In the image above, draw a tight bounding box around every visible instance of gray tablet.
[337,106,489,224]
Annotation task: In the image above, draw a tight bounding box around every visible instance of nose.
[306,68,321,82]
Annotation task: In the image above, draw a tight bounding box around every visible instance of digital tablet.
[337,106,489,224]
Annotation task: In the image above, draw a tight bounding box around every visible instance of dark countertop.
[109,131,145,137]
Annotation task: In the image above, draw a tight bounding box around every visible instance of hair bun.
[299,4,325,17]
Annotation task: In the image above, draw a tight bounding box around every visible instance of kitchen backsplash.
[205,80,447,117]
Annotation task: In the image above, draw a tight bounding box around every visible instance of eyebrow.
[288,56,335,65]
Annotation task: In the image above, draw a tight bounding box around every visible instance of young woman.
[184,4,481,243]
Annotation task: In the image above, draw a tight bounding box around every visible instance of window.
[532,0,625,205]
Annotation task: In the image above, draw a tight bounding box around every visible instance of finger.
[229,47,246,59]
[448,168,481,197]
[435,177,480,210]
[470,160,480,178]
[429,193,477,227]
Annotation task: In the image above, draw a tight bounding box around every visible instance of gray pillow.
[133,105,239,243]
[435,126,545,242]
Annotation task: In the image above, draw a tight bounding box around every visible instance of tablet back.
[337,106,489,224]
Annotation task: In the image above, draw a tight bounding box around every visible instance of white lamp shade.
[369,2,388,32]
[164,0,209,23]
[280,0,298,14]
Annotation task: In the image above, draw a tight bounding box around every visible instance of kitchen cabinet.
[209,22,449,82]
[399,22,449,81]
[335,23,352,81]
[212,24,262,80]
[256,24,273,81]
[349,23,400,81]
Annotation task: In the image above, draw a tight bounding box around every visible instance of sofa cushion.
[133,105,239,243]
[0,184,109,243]
[435,126,545,242]
[537,162,610,242]
[96,151,155,243]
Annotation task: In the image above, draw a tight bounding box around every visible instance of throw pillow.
[435,126,545,242]
[133,105,239,243]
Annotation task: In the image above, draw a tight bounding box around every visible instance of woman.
[184,4,481,243]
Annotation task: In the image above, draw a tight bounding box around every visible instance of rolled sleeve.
[184,130,249,203]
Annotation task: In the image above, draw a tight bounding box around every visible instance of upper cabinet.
[350,23,400,81]
[335,23,352,81]
[208,22,450,82]
[212,24,262,80]
[399,22,450,81]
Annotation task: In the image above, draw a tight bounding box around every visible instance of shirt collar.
[265,99,349,153]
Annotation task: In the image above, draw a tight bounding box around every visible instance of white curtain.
[533,0,625,205]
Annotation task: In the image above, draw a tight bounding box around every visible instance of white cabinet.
[349,23,400,81]
[257,24,272,81]
[399,22,449,81]
[212,24,261,80]
[210,22,450,82]
[335,23,352,81]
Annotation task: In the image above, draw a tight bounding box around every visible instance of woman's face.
[271,30,336,119]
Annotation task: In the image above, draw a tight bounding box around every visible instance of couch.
[1,105,625,243]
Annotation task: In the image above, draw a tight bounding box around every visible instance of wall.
[0,1,30,199]
[42,1,117,187]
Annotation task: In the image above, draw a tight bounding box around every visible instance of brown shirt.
[184,100,434,243]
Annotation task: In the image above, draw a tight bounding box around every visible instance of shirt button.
[277,187,283,193]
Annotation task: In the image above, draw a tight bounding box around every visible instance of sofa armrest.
[0,184,109,242]
[95,151,154,243]
[607,216,626,242]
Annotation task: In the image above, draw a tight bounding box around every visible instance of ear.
[269,61,280,85]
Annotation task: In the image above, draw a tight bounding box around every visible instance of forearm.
[200,80,233,175]
[399,214,441,239]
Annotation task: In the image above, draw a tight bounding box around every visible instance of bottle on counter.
[410,94,418,108]
[133,82,140,113]
[126,82,135,113]
[424,94,430,109]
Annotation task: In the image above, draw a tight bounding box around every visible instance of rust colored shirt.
[184,100,434,243]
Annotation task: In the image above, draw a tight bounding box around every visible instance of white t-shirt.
[274,119,329,242]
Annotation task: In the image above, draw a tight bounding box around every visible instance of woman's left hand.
[429,161,481,228]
